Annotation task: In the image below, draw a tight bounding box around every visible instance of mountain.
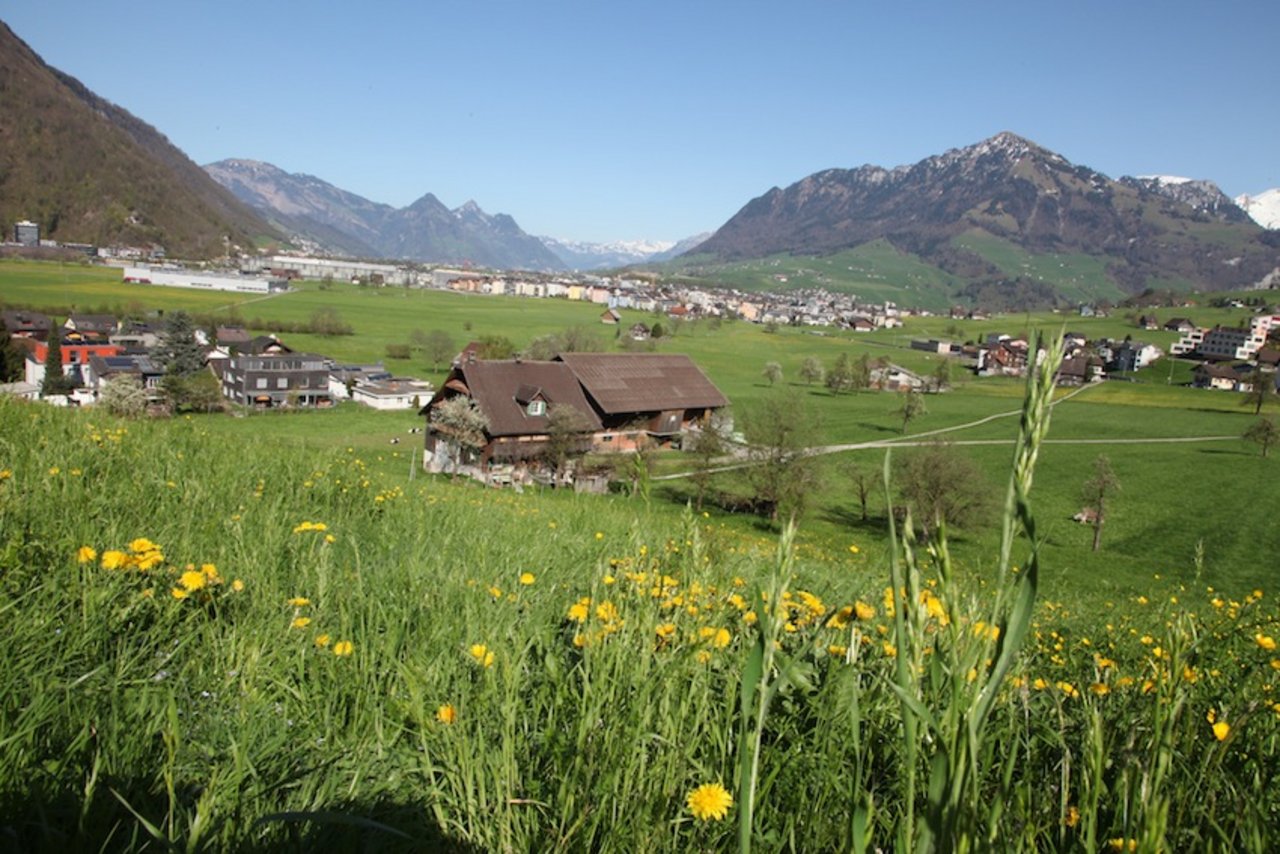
[1236,189,1280,229]
[690,132,1279,302]
[540,236,675,269]
[0,21,279,256]
[205,159,563,270]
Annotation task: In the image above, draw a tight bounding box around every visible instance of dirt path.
[654,384,1238,481]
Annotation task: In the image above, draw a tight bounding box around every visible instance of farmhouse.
[422,353,728,483]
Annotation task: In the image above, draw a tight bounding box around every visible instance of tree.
[0,330,25,382]
[476,335,516,360]
[429,396,490,480]
[894,442,990,541]
[423,329,456,371]
[852,353,872,392]
[799,356,825,386]
[154,312,206,378]
[897,388,927,434]
[1244,416,1280,458]
[650,322,665,340]
[825,353,852,394]
[309,307,352,336]
[40,332,75,397]
[1241,367,1274,415]
[162,372,223,414]
[542,404,593,486]
[762,361,783,386]
[686,418,730,510]
[742,390,823,524]
[931,358,953,393]
[1081,455,1121,552]
[99,374,148,418]
[846,460,878,522]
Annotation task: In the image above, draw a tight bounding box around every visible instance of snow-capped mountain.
[539,236,676,270]
[1236,189,1280,229]
[1121,175,1251,223]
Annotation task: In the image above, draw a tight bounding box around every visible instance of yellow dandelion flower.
[332,640,354,657]
[288,597,312,607]
[1108,838,1137,852]
[231,579,245,592]
[179,570,207,592]
[567,598,591,623]
[1212,721,1230,741]
[436,704,457,725]
[655,623,677,639]
[77,546,98,564]
[170,587,189,600]
[128,538,157,554]
[695,650,712,664]
[882,642,897,658]
[291,617,312,629]
[854,601,877,621]
[596,601,619,623]
[487,585,503,599]
[712,628,732,649]
[519,572,536,586]
[314,633,331,648]
[686,782,733,822]
[324,534,336,544]
[594,532,604,540]
[1256,634,1277,651]
[1090,683,1110,696]
[100,550,130,571]
[469,644,495,668]
[848,544,860,554]
[743,610,757,625]
[1064,805,1080,828]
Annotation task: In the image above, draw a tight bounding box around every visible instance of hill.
[205,159,564,270]
[0,20,280,257]
[687,132,1280,307]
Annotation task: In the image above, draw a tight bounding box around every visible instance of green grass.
[951,231,1128,304]
[2,393,1278,850]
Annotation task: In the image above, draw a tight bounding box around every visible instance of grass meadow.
[3,261,1280,849]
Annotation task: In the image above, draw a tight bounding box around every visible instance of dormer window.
[527,400,546,416]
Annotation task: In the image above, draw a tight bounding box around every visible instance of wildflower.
[848,544,860,554]
[170,587,189,600]
[711,628,731,649]
[567,598,591,623]
[332,641,354,657]
[291,617,312,629]
[1090,683,1110,696]
[288,597,312,607]
[1064,805,1080,828]
[231,579,245,592]
[469,644,495,668]
[179,570,207,592]
[77,546,97,564]
[519,572,536,586]
[128,538,158,554]
[1108,839,1137,852]
[436,704,457,725]
[487,585,503,599]
[595,532,604,540]
[1057,681,1079,699]
[314,634,331,648]
[828,645,847,657]
[1212,721,1230,741]
[882,642,897,658]
[854,601,876,621]
[48,466,60,476]
[655,623,677,640]
[686,782,733,822]
[695,650,712,664]
[1256,634,1277,652]
[324,534,336,544]
[101,550,130,571]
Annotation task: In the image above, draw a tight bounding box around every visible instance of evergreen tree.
[155,311,206,377]
[40,333,75,397]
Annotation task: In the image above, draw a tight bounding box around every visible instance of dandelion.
[231,579,245,592]
[595,532,604,540]
[332,640,354,657]
[179,570,207,592]
[469,644,495,668]
[519,572,536,586]
[854,601,877,621]
[567,598,591,623]
[291,617,312,629]
[655,623,677,640]
[1212,721,1230,741]
[77,546,97,564]
[1256,634,1277,651]
[170,588,189,600]
[101,550,130,571]
[1108,839,1137,852]
[711,628,731,649]
[1064,805,1080,828]
[436,704,457,725]
[314,633,331,648]
[686,782,733,822]
[848,544,860,554]
[288,597,312,607]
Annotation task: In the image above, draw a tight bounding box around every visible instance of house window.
[527,400,546,416]
[601,434,613,443]
[277,377,288,389]
[255,378,267,389]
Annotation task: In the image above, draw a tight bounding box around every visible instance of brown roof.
[433,360,602,437]
[556,353,728,414]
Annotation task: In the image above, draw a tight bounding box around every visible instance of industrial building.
[121,266,289,294]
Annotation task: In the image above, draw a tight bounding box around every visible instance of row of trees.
[764,354,954,394]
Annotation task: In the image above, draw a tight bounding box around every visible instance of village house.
[1,310,52,341]
[23,335,123,389]
[214,350,333,408]
[349,378,435,411]
[421,353,728,485]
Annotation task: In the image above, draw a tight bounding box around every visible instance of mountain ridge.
[205,159,563,270]
[689,132,1279,298]
[0,21,279,257]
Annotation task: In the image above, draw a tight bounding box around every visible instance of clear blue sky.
[6,1,1278,244]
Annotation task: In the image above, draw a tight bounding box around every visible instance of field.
[3,260,1280,848]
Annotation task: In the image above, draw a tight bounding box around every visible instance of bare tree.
[424,329,456,371]
[1242,367,1275,415]
[762,361,783,386]
[897,388,927,434]
[846,460,878,522]
[743,390,823,524]
[894,441,990,541]
[1081,454,1121,552]
[430,396,490,481]
[799,356,825,386]
[542,404,593,486]
[1244,416,1279,458]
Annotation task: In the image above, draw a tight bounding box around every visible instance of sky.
[6,1,1278,244]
